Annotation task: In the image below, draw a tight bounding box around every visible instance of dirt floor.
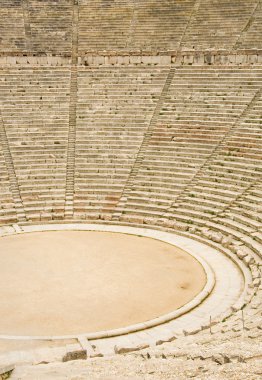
[0,231,206,336]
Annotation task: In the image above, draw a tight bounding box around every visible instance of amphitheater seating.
[129,0,195,51]
[74,66,169,219]
[0,0,73,54]
[180,0,259,50]
[78,0,195,53]
[0,0,27,53]
[166,87,262,224]
[0,0,261,377]
[2,1,262,54]
[0,67,71,221]
[0,65,261,226]
[78,0,133,52]
[0,145,17,225]
[79,0,262,52]
[118,67,262,222]
[235,1,262,50]
[215,181,262,251]
[27,0,73,54]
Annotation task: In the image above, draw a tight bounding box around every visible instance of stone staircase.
[234,0,262,50]
[65,0,79,219]
[0,113,26,223]
[0,67,71,222]
[180,0,260,50]
[73,65,170,220]
[118,67,262,222]
[112,66,176,220]
[21,0,31,51]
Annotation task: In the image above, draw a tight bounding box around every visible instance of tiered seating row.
[1,1,262,54]
[0,0,73,54]
[0,0,27,52]
[74,66,169,218]
[168,88,262,223]
[0,143,16,224]
[119,67,262,221]
[0,67,71,221]
[0,65,261,228]
[235,1,262,50]
[180,0,259,50]
[78,0,195,53]
[27,0,73,54]
[78,0,133,52]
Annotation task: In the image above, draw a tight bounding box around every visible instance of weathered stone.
[62,350,87,362]
[114,344,149,354]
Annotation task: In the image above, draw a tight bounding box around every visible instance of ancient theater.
[0,1,261,379]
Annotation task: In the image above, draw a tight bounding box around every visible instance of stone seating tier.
[1,0,262,54]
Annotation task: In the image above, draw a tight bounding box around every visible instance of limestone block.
[84,56,93,66]
[201,228,211,238]
[171,55,178,64]
[0,57,7,65]
[151,56,162,65]
[211,232,223,243]
[188,226,197,234]
[214,54,223,64]
[100,214,112,221]
[104,56,110,65]
[247,54,258,64]
[87,213,100,220]
[119,215,130,222]
[228,55,236,64]
[159,56,171,65]
[251,268,260,279]
[204,53,215,65]
[143,217,156,225]
[0,364,14,380]
[6,56,16,65]
[26,56,37,65]
[163,219,175,228]
[93,56,105,65]
[118,56,129,65]
[236,249,248,260]
[220,54,229,65]
[183,327,201,336]
[130,56,142,64]
[235,55,245,64]
[222,235,233,248]
[62,350,87,362]
[114,344,149,354]
[157,218,169,226]
[183,54,194,65]
[174,222,189,231]
[37,57,48,65]
[212,354,231,365]
[241,54,248,64]
[108,56,118,65]
[253,278,261,287]
[131,217,144,224]
[257,55,262,64]
[194,54,205,65]
[243,255,255,267]
[141,56,153,64]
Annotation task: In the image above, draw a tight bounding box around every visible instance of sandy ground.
[10,355,262,380]
[0,231,206,336]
